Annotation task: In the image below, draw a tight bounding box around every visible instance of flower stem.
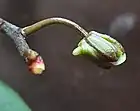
[22,17,89,38]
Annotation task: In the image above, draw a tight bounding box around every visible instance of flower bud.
[72,31,126,68]
[24,49,45,74]
[28,55,45,74]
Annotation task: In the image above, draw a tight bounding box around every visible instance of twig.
[0,18,45,75]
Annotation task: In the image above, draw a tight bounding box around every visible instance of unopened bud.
[72,31,126,69]
[28,55,45,75]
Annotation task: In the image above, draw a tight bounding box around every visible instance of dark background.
[0,0,139,111]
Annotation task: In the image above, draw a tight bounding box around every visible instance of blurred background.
[0,0,139,111]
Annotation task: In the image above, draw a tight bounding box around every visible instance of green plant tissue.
[0,81,31,111]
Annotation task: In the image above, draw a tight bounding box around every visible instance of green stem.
[22,17,89,38]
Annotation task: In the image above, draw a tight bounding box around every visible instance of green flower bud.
[72,31,126,69]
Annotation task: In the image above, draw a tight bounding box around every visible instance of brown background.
[0,0,139,111]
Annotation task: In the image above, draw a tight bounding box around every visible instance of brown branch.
[0,18,45,75]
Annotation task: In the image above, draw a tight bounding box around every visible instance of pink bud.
[28,56,45,75]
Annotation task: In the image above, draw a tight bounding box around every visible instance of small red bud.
[28,56,45,75]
